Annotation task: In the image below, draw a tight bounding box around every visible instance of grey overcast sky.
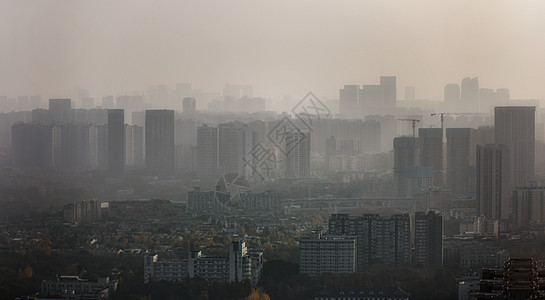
[1,0,544,101]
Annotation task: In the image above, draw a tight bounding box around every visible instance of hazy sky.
[1,0,545,102]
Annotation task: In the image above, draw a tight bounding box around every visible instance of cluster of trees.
[259,261,458,300]
[115,279,270,300]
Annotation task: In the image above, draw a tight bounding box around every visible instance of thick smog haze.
[1,0,544,103]
[6,1,545,299]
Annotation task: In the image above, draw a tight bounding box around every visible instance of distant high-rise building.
[360,84,383,116]
[461,77,479,112]
[414,211,443,267]
[175,119,197,146]
[495,106,535,187]
[444,84,460,112]
[17,96,29,111]
[419,128,443,186]
[446,128,471,195]
[380,76,396,109]
[197,124,219,178]
[107,109,125,175]
[31,108,50,125]
[183,97,196,113]
[476,144,510,220]
[218,122,254,176]
[145,110,175,176]
[49,99,72,123]
[393,137,418,197]
[125,124,144,168]
[89,124,109,170]
[285,130,310,178]
[329,213,411,270]
[366,115,397,152]
[404,86,415,101]
[102,96,114,108]
[339,85,359,118]
[81,97,94,109]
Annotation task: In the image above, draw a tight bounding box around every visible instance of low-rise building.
[144,240,263,285]
[40,275,117,300]
[313,287,410,300]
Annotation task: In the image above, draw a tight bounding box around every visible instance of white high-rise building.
[285,129,310,178]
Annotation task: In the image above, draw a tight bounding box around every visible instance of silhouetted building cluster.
[339,76,396,118]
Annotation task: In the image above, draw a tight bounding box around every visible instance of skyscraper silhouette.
[145,110,175,176]
[446,128,471,195]
[476,144,510,220]
[494,106,535,187]
[107,109,125,175]
[419,128,443,186]
[394,137,418,197]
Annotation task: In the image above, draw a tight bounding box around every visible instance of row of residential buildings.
[299,211,443,275]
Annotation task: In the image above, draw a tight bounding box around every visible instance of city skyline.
[1,1,545,103]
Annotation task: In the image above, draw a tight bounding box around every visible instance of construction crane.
[398,119,420,138]
[431,112,482,131]
[430,113,451,132]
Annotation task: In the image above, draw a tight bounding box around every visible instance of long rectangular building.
[299,233,356,276]
[144,241,263,286]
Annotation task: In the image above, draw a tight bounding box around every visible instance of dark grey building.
[446,128,471,195]
[394,137,418,197]
[414,211,443,267]
[419,128,443,187]
[476,144,510,220]
[494,106,535,188]
[329,213,411,270]
[197,124,219,178]
[108,109,125,175]
[183,97,196,113]
[145,110,175,176]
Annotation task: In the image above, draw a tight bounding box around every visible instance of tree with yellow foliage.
[245,288,271,300]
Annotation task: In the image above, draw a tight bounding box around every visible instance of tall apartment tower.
[393,137,418,197]
[197,124,219,178]
[107,109,125,175]
[494,106,535,187]
[183,97,196,114]
[145,110,175,176]
[461,77,479,112]
[328,213,411,270]
[419,128,443,187]
[218,122,254,176]
[339,85,359,118]
[285,130,310,178]
[444,84,460,112]
[476,144,510,220]
[125,124,144,168]
[414,211,443,267]
[49,99,72,123]
[380,76,396,109]
[446,128,471,195]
